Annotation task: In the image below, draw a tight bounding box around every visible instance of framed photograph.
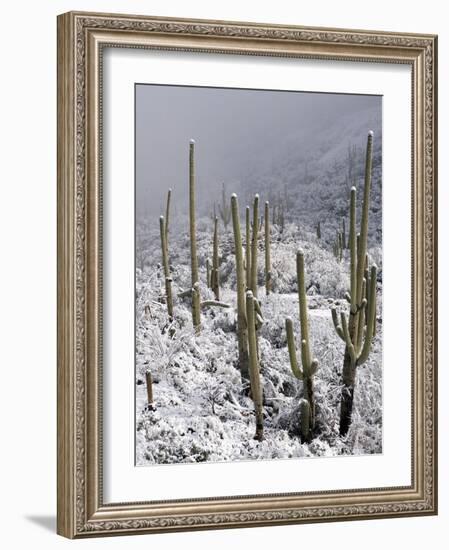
[57,11,438,538]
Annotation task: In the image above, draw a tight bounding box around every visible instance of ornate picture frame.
[57,11,437,538]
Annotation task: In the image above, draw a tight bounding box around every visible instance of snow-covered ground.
[135,218,382,465]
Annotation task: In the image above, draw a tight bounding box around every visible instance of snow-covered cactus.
[211,216,220,300]
[246,290,264,441]
[338,232,343,262]
[165,188,172,242]
[145,371,155,410]
[218,182,231,228]
[166,277,174,321]
[245,206,251,290]
[189,139,200,330]
[192,281,201,333]
[331,131,377,436]
[264,201,271,295]
[189,139,199,287]
[285,250,319,442]
[231,194,249,379]
[333,230,343,261]
[206,258,211,288]
[159,215,173,320]
[279,202,285,233]
[250,194,259,298]
[159,215,169,279]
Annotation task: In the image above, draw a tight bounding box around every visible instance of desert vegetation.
[136,126,382,465]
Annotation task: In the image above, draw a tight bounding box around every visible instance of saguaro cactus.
[316,221,321,240]
[341,217,347,249]
[145,371,155,410]
[165,188,172,242]
[189,139,199,287]
[211,216,220,300]
[246,290,264,441]
[264,201,271,295]
[245,206,251,290]
[218,182,231,228]
[231,194,249,379]
[192,282,201,333]
[206,258,211,288]
[250,194,259,298]
[189,139,200,331]
[285,250,319,443]
[331,131,377,436]
[159,215,173,320]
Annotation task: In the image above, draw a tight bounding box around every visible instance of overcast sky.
[135,84,380,220]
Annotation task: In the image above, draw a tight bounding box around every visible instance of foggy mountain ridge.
[136,85,382,244]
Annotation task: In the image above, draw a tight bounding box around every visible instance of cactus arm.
[331,307,345,340]
[200,300,231,309]
[357,265,377,365]
[250,195,259,297]
[285,318,303,380]
[300,339,310,375]
[189,139,199,287]
[254,298,263,319]
[178,288,192,299]
[373,290,377,337]
[340,312,357,365]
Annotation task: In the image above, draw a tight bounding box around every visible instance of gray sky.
[135,84,380,220]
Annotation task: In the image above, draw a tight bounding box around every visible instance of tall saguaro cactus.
[189,139,201,331]
[331,131,377,435]
[246,290,264,441]
[165,188,172,242]
[250,194,259,298]
[159,215,173,320]
[285,250,319,443]
[245,206,251,290]
[211,216,220,301]
[341,217,347,249]
[189,139,199,288]
[231,194,249,379]
[264,201,271,295]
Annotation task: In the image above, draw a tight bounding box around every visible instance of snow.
[135,213,383,466]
